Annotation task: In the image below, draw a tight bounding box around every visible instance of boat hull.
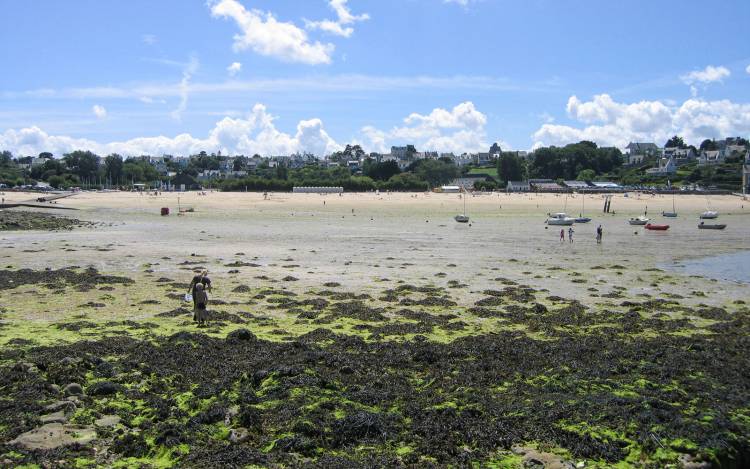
[547,219,574,226]
[454,215,469,223]
[662,212,678,218]
[645,224,669,231]
[574,217,591,223]
[628,220,649,226]
[698,224,726,230]
[700,212,718,219]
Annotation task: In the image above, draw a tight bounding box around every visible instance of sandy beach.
[0,191,748,468]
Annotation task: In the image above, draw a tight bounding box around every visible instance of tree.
[38,152,54,159]
[275,162,288,180]
[0,151,12,167]
[233,156,247,172]
[363,159,400,181]
[104,154,124,182]
[577,169,596,181]
[412,159,457,187]
[63,150,100,180]
[665,136,686,149]
[497,153,524,183]
[699,139,718,151]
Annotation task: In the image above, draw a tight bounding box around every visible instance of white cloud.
[746,64,750,75]
[209,0,334,65]
[227,62,242,76]
[533,94,750,149]
[92,105,107,119]
[171,56,199,121]
[0,104,341,157]
[359,102,504,154]
[680,65,730,85]
[142,34,157,45]
[305,0,369,38]
[444,0,471,5]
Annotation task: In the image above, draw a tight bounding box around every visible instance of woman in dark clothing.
[193,283,209,326]
[187,270,212,308]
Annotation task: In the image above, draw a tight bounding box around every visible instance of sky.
[1,0,750,158]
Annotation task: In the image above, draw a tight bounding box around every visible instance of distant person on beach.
[193,283,209,326]
[568,227,574,243]
[596,225,603,244]
[560,229,565,242]
[187,270,212,308]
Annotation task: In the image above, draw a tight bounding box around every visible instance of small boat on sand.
[698,222,726,230]
[628,216,650,225]
[546,213,575,226]
[454,187,469,223]
[645,223,669,231]
[574,190,591,223]
[700,211,719,219]
[663,191,678,217]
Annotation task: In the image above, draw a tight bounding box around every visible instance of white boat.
[546,213,575,225]
[628,216,650,225]
[663,192,678,217]
[700,210,718,219]
[575,190,591,223]
[454,187,469,223]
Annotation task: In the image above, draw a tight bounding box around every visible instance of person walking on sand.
[560,228,565,243]
[193,283,209,326]
[596,225,603,244]
[187,270,212,309]
[568,227,574,243]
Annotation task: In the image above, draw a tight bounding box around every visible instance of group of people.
[560,225,604,244]
[187,270,212,326]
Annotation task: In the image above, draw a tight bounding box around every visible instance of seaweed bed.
[0,210,92,231]
[0,269,749,468]
[1,309,749,467]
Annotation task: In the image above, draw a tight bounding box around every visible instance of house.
[506,180,531,192]
[743,151,750,194]
[663,147,696,166]
[626,142,660,156]
[646,156,677,175]
[529,179,564,191]
[171,173,200,191]
[474,153,492,166]
[625,142,660,166]
[197,170,221,180]
[591,181,622,189]
[452,174,494,189]
[563,180,592,190]
[698,151,723,166]
[450,154,474,167]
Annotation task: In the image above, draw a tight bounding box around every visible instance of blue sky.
[1,0,749,157]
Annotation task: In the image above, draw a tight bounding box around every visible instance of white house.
[506,180,531,192]
[646,157,677,175]
[698,150,723,166]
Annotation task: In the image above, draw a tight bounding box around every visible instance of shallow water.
[667,250,750,284]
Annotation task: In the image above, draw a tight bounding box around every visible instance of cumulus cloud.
[0,104,340,157]
[359,102,503,154]
[746,64,750,75]
[305,0,370,38]
[209,0,334,65]
[532,94,750,149]
[171,56,199,120]
[142,34,157,45]
[227,62,242,76]
[680,65,730,85]
[92,105,107,119]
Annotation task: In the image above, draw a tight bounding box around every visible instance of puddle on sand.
[664,250,750,284]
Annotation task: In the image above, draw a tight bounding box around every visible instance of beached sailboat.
[663,192,678,217]
[628,216,650,225]
[645,223,670,231]
[700,210,719,219]
[454,188,469,223]
[698,222,726,230]
[546,213,575,225]
[575,190,591,223]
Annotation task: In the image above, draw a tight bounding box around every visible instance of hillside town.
[3,136,750,194]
